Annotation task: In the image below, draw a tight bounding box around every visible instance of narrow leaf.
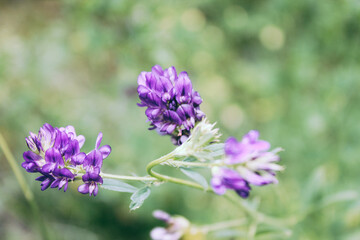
[180,167,208,190]
[101,179,138,193]
[204,143,224,152]
[129,186,151,211]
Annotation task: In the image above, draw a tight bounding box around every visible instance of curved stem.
[101,172,157,182]
[146,150,294,230]
[146,152,208,191]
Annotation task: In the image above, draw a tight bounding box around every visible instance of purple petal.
[237,167,269,186]
[40,178,53,191]
[76,135,85,149]
[59,168,75,179]
[251,140,271,151]
[63,181,69,192]
[53,130,69,153]
[64,139,80,160]
[146,108,162,119]
[45,148,64,166]
[35,175,48,182]
[23,151,42,162]
[152,65,164,76]
[78,183,90,194]
[89,183,97,196]
[50,179,61,188]
[95,132,103,149]
[153,210,171,222]
[242,130,259,143]
[192,91,203,106]
[92,184,99,196]
[99,145,111,159]
[22,162,38,172]
[138,85,150,98]
[159,76,173,92]
[168,111,182,125]
[164,66,177,83]
[84,150,103,168]
[150,227,167,239]
[137,71,147,86]
[42,163,56,173]
[211,177,227,195]
[71,152,86,165]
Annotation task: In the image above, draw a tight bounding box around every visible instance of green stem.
[146,152,209,191]
[224,193,295,228]
[163,160,221,168]
[100,172,157,182]
[200,218,246,233]
[146,150,294,230]
[0,133,51,240]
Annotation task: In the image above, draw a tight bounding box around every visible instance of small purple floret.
[137,65,205,145]
[211,168,251,198]
[22,124,111,197]
[211,130,282,198]
[150,210,189,240]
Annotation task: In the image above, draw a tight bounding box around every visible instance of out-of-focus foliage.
[0,0,359,239]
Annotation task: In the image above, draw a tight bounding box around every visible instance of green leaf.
[204,143,224,152]
[180,167,208,190]
[183,156,197,162]
[101,179,138,193]
[129,186,151,211]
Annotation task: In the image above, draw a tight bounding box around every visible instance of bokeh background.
[1,0,360,239]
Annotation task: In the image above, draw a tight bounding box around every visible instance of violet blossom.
[22,124,111,196]
[211,130,283,198]
[150,210,190,240]
[137,65,205,145]
[77,132,111,196]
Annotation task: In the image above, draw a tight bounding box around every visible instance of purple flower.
[35,174,55,191]
[211,130,283,198]
[78,171,103,197]
[22,124,112,196]
[150,210,190,240]
[224,130,270,164]
[22,151,44,173]
[78,132,111,197]
[137,65,205,145]
[211,167,251,198]
[42,148,65,173]
[50,168,75,192]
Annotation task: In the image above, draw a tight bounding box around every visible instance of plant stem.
[146,149,294,230]
[200,218,246,233]
[0,133,51,240]
[146,152,209,191]
[163,160,220,168]
[100,172,157,182]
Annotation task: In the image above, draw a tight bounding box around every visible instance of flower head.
[211,130,283,198]
[150,210,190,240]
[137,65,205,145]
[22,124,111,197]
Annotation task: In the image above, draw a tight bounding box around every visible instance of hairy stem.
[163,159,221,168]
[101,172,157,182]
[0,133,52,240]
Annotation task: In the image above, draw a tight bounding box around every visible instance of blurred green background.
[0,0,360,239]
